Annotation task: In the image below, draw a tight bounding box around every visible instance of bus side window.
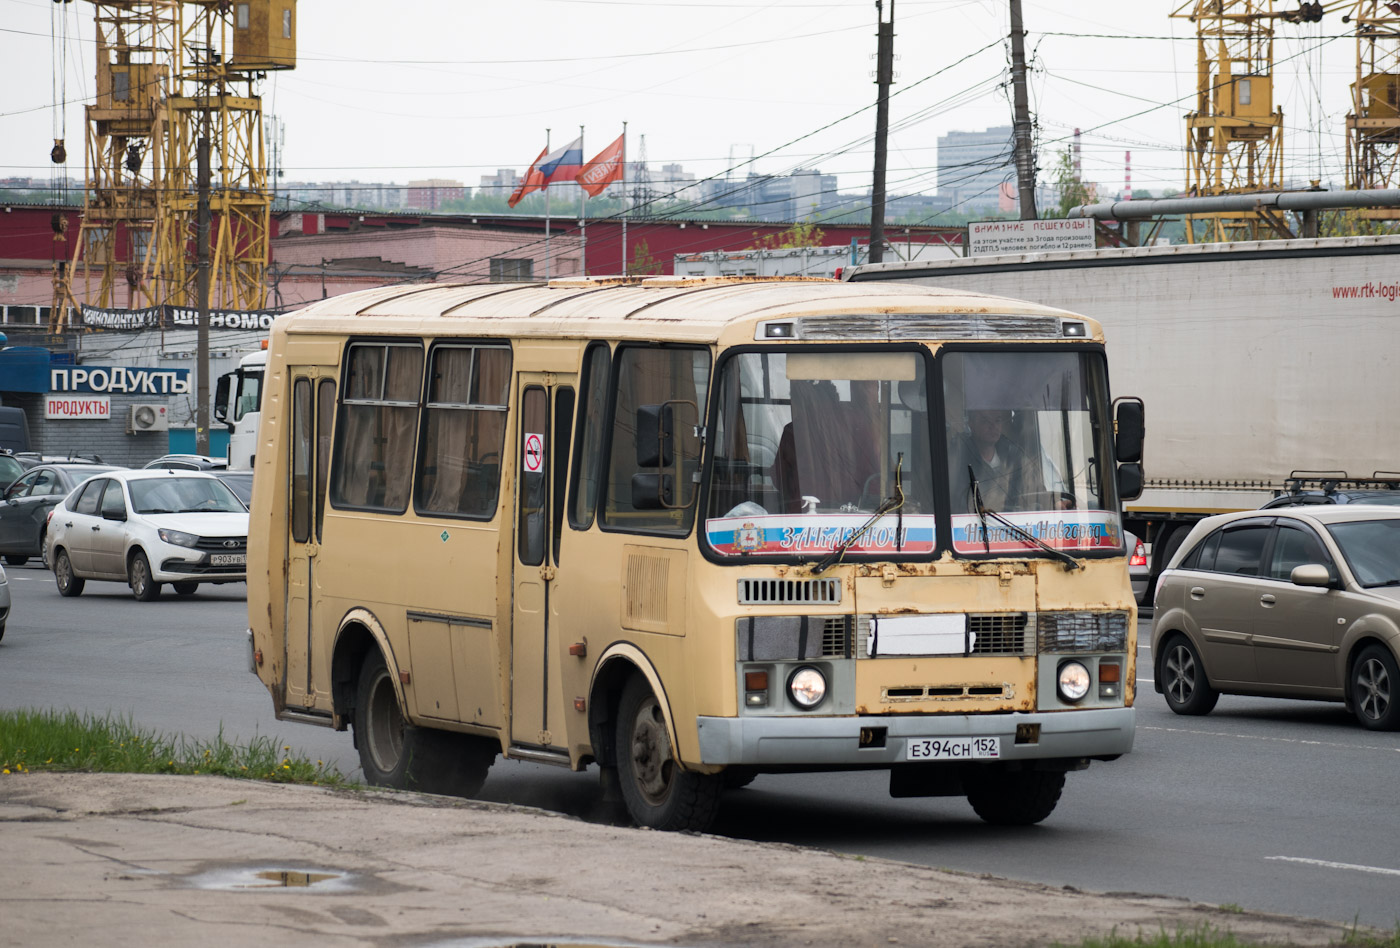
[551,386,574,564]
[291,378,311,543]
[415,345,511,519]
[602,346,710,535]
[568,343,610,530]
[331,342,423,512]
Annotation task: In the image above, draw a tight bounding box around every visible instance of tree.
[1050,145,1092,218]
[629,238,663,275]
[747,221,826,250]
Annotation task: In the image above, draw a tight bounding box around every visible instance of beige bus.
[247,276,1145,832]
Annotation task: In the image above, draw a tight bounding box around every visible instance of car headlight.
[158,528,200,548]
[787,666,827,710]
[1057,660,1092,703]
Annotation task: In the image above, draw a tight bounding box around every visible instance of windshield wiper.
[810,454,905,575]
[967,465,1082,572]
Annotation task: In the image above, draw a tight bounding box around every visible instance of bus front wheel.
[353,651,495,796]
[614,675,721,832]
[965,769,1065,825]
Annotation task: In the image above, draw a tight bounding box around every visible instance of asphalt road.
[2,563,1397,930]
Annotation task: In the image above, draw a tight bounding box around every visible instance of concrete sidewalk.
[0,772,1353,947]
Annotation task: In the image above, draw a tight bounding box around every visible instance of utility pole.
[1009,0,1037,220]
[196,129,211,456]
[868,0,895,264]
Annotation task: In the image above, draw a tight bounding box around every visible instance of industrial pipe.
[1066,189,1400,220]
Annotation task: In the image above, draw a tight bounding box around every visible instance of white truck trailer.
[846,234,1400,577]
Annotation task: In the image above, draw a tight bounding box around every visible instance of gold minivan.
[1151,506,1400,730]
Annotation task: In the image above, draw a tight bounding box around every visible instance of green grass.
[0,708,354,787]
[1063,924,1400,948]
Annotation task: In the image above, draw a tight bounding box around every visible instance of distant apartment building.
[282,180,408,211]
[478,168,522,201]
[937,126,1016,213]
[404,178,468,211]
[696,168,839,220]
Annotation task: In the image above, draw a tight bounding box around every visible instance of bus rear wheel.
[615,675,722,832]
[353,651,495,796]
[965,769,1065,825]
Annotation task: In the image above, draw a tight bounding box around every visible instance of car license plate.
[210,553,246,567]
[905,737,1000,761]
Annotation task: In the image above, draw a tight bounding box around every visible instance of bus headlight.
[1057,660,1092,703]
[788,666,827,710]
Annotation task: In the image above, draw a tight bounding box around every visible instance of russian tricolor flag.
[507,136,584,207]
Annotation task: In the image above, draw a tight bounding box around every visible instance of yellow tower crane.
[1345,2,1400,215]
[1171,1,1336,242]
[56,1,295,331]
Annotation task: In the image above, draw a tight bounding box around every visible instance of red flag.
[575,133,625,198]
[507,147,548,208]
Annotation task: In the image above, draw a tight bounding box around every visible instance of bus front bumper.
[695,706,1134,767]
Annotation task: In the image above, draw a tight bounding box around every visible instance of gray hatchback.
[1151,505,1400,730]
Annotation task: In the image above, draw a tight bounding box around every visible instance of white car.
[46,470,247,601]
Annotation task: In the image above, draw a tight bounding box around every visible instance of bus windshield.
[704,347,1121,560]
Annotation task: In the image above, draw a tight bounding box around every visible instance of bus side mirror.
[1116,462,1143,501]
[214,373,231,426]
[631,473,675,510]
[1113,397,1144,463]
[636,404,674,468]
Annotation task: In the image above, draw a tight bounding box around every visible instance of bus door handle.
[540,564,556,582]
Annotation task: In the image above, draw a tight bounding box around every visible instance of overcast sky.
[1,0,1360,205]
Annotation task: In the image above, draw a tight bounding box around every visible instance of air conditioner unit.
[128,403,169,432]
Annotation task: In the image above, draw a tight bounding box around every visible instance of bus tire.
[353,651,495,796]
[615,675,722,832]
[965,769,1065,826]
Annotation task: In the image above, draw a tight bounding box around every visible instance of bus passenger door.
[511,374,575,749]
[286,372,336,709]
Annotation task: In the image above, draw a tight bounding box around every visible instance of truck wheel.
[966,770,1065,825]
[615,675,722,831]
[353,651,495,795]
[1148,525,1189,597]
[1159,634,1219,716]
[54,549,84,597]
[1352,645,1399,731]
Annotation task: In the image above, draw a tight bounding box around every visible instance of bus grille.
[969,613,1033,655]
[1038,611,1130,652]
[855,613,1032,657]
[737,578,841,605]
[821,616,849,657]
[883,683,1012,702]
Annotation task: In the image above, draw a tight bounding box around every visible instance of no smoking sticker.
[523,432,544,473]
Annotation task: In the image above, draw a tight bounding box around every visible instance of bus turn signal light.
[1099,662,1121,699]
[745,670,769,707]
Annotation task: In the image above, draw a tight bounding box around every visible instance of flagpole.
[544,128,552,283]
[579,124,586,278]
[621,121,628,277]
